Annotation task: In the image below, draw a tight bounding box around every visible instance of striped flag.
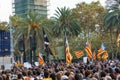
[65,37,72,65]
[97,43,106,59]
[85,41,93,60]
[102,51,108,61]
[38,53,44,65]
[74,50,84,58]
[97,42,108,60]
[117,34,120,47]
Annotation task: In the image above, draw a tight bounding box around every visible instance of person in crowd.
[0,59,119,80]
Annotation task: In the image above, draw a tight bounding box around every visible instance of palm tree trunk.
[110,29,114,59]
[23,35,26,62]
[30,49,32,64]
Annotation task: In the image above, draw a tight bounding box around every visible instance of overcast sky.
[0,0,106,22]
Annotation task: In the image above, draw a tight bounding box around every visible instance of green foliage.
[5,1,120,59]
[73,1,106,33]
[52,7,81,37]
[0,21,9,31]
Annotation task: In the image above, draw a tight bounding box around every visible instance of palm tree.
[9,15,25,62]
[104,0,120,58]
[10,15,24,48]
[52,7,81,60]
[10,11,54,63]
[53,7,81,37]
[104,0,120,33]
[21,10,44,63]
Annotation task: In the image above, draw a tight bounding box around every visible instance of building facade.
[12,0,48,18]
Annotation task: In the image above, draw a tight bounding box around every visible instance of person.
[82,70,92,80]
[42,71,52,80]
[17,73,23,80]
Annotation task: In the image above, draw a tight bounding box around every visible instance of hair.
[22,71,27,76]
[84,70,92,77]
[100,71,106,77]
[115,67,120,73]
[75,74,80,80]
[109,73,115,79]
[0,76,3,80]
[44,71,49,78]
[56,72,62,80]
[50,73,56,80]
[18,74,23,79]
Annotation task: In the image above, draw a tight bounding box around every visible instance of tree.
[104,0,120,34]
[9,15,24,61]
[52,7,81,60]
[21,10,45,63]
[52,7,81,37]
[9,15,24,48]
[0,21,9,31]
[104,0,120,58]
[72,1,106,40]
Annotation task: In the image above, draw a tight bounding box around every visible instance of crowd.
[0,59,120,80]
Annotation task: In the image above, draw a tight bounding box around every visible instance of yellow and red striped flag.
[74,50,84,58]
[97,42,108,60]
[102,51,108,61]
[97,49,105,59]
[85,41,93,60]
[38,53,44,65]
[117,34,120,47]
[65,37,73,65]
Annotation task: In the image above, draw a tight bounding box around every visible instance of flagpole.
[42,28,51,63]
[64,31,66,63]
[47,46,50,63]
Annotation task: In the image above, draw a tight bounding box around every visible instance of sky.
[0,0,106,22]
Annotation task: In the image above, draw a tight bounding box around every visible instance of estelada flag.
[65,37,73,65]
[38,53,44,65]
[97,48,105,59]
[74,50,84,58]
[97,42,108,60]
[102,51,108,61]
[85,41,93,60]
